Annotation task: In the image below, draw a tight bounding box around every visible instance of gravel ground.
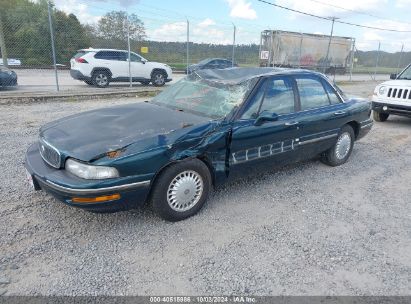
[0,81,410,296]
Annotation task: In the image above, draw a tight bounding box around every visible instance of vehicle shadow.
[376,116,411,126]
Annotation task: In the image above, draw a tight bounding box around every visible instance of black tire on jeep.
[373,111,389,122]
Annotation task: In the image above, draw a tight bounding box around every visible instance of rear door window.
[322,81,342,104]
[295,77,330,110]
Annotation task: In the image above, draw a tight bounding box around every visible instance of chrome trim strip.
[299,133,338,146]
[361,122,373,129]
[44,179,151,194]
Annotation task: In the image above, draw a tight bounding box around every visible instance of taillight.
[75,57,88,63]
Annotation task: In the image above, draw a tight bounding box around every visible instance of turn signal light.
[72,193,120,203]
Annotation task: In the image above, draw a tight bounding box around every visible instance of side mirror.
[141,59,147,64]
[390,73,397,80]
[254,111,279,126]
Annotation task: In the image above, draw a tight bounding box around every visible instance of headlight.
[65,158,119,179]
[378,86,386,95]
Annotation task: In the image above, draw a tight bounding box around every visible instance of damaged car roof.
[194,67,320,85]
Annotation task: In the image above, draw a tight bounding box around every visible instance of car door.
[293,75,351,157]
[95,51,128,78]
[129,52,151,79]
[229,76,301,178]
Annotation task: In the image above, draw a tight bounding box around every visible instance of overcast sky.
[53,0,411,52]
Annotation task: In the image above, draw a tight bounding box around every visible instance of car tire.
[151,159,212,221]
[373,111,389,122]
[151,70,166,87]
[92,71,110,88]
[321,125,355,167]
[140,80,151,86]
[84,80,94,86]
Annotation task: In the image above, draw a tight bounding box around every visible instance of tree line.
[0,0,408,69]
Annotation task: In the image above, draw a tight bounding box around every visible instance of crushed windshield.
[150,78,256,118]
[398,65,411,80]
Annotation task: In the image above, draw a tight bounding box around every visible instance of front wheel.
[151,159,212,221]
[151,71,166,87]
[373,111,389,122]
[321,125,355,167]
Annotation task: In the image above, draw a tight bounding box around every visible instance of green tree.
[1,0,90,66]
[97,11,146,42]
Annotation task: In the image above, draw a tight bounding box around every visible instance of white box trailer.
[260,30,355,74]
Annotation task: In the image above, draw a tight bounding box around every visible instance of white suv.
[70,48,173,88]
[372,64,411,121]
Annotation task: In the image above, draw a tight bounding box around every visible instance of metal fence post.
[232,23,236,67]
[186,19,189,74]
[349,38,355,82]
[47,1,59,91]
[299,32,303,69]
[397,43,404,73]
[0,14,8,68]
[373,41,381,80]
[127,14,132,88]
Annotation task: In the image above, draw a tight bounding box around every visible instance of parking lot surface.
[0,81,410,295]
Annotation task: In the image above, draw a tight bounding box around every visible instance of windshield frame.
[396,64,411,80]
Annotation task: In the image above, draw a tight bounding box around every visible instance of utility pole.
[127,14,132,88]
[324,16,339,74]
[47,1,59,91]
[186,19,189,74]
[232,23,236,67]
[397,43,404,73]
[374,41,381,80]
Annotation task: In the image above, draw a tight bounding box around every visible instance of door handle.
[285,121,299,126]
[334,111,346,115]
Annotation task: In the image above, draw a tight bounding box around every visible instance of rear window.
[94,51,127,61]
[73,51,90,59]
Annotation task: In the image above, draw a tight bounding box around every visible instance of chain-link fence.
[0,0,409,93]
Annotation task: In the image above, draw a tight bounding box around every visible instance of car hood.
[40,102,210,162]
[378,79,411,87]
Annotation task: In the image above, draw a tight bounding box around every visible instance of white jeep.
[70,48,173,88]
[372,64,411,121]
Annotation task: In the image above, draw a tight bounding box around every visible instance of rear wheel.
[151,70,166,87]
[92,71,110,88]
[321,125,355,167]
[373,111,389,122]
[151,159,211,221]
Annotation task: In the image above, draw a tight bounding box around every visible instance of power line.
[307,0,411,26]
[256,0,411,33]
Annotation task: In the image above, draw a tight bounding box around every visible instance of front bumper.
[372,101,411,117]
[24,143,151,212]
